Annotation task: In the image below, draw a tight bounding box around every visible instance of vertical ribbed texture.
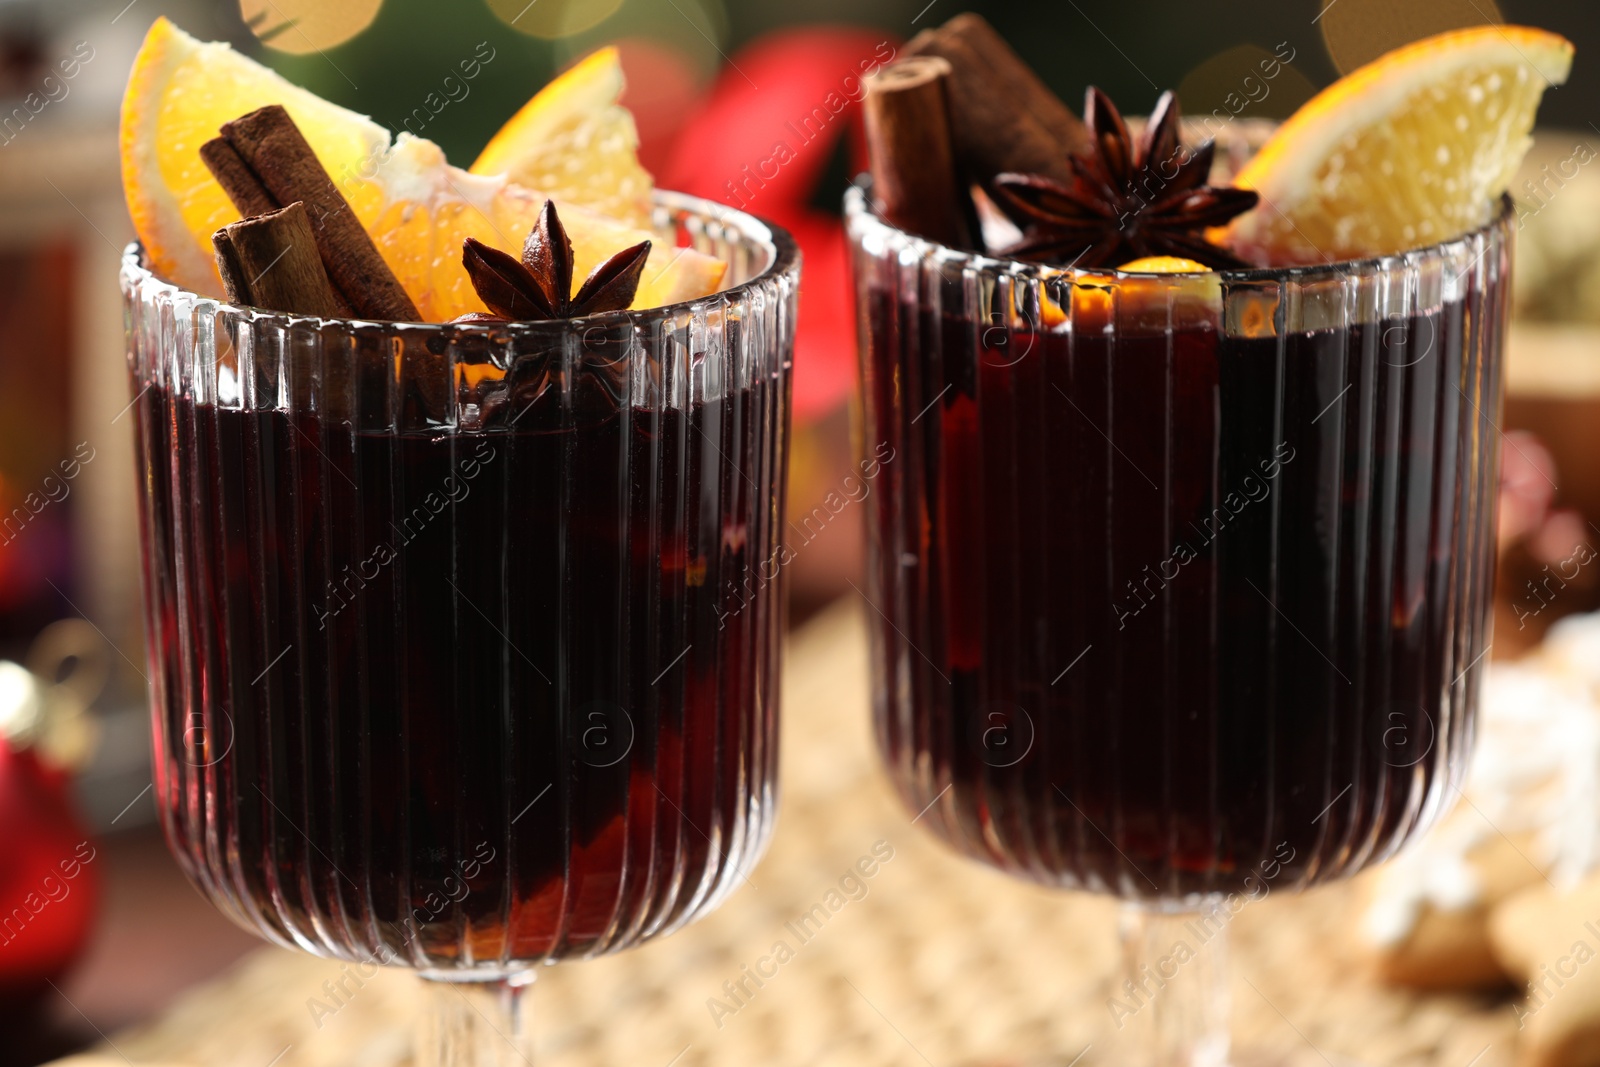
[121,192,799,972]
[848,186,1511,901]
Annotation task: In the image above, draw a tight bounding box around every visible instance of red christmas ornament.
[658,26,894,424]
[0,650,102,1015]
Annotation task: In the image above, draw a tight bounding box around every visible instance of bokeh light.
[240,0,384,55]
[1319,0,1503,74]
[1177,43,1319,123]
[552,0,729,83]
[486,0,626,40]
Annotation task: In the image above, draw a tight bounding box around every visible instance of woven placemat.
[52,603,1521,1067]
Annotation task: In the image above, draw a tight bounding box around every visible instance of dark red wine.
[859,268,1505,899]
[133,344,787,967]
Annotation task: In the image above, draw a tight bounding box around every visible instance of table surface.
[47,603,1522,1067]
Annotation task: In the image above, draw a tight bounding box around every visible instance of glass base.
[1114,903,1230,1067]
[1086,904,1372,1067]
[416,971,537,1067]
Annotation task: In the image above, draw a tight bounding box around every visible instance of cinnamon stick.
[200,138,277,218]
[942,14,1090,157]
[905,13,1089,185]
[212,202,345,318]
[863,57,969,248]
[214,105,419,322]
[205,132,354,317]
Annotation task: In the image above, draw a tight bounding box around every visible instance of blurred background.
[0,0,1597,1062]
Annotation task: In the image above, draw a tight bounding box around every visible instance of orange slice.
[120,16,388,297]
[120,19,722,319]
[361,136,722,320]
[469,47,654,228]
[1117,256,1211,273]
[1224,25,1573,265]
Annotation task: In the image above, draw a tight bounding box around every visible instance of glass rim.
[843,182,1515,285]
[120,188,802,333]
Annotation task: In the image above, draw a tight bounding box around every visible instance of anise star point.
[460,199,651,322]
[990,87,1259,270]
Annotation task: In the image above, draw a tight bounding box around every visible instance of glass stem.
[1116,903,1231,1067]
[416,971,537,1067]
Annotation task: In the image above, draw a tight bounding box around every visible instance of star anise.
[990,87,1259,269]
[460,199,651,321]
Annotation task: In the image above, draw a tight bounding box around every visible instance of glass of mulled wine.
[124,192,798,1065]
[847,183,1509,1063]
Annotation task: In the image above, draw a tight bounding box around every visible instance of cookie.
[1361,661,1600,990]
[1365,832,1545,989]
[1490,874,1600,1067]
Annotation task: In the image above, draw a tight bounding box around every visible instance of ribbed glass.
[124,191,800,979]
[848,185,1509,903]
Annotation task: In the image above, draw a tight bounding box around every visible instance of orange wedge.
[120,16,388,298]
[1224,25,1573,265]
[120,19,723,319]
[469,47,654,228]
[1116,256,1211,273]
[353,135,722,320]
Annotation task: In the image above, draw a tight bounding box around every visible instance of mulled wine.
[132,319,790,968]
[849,10,1559,1061]
[854,222,1509,900]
